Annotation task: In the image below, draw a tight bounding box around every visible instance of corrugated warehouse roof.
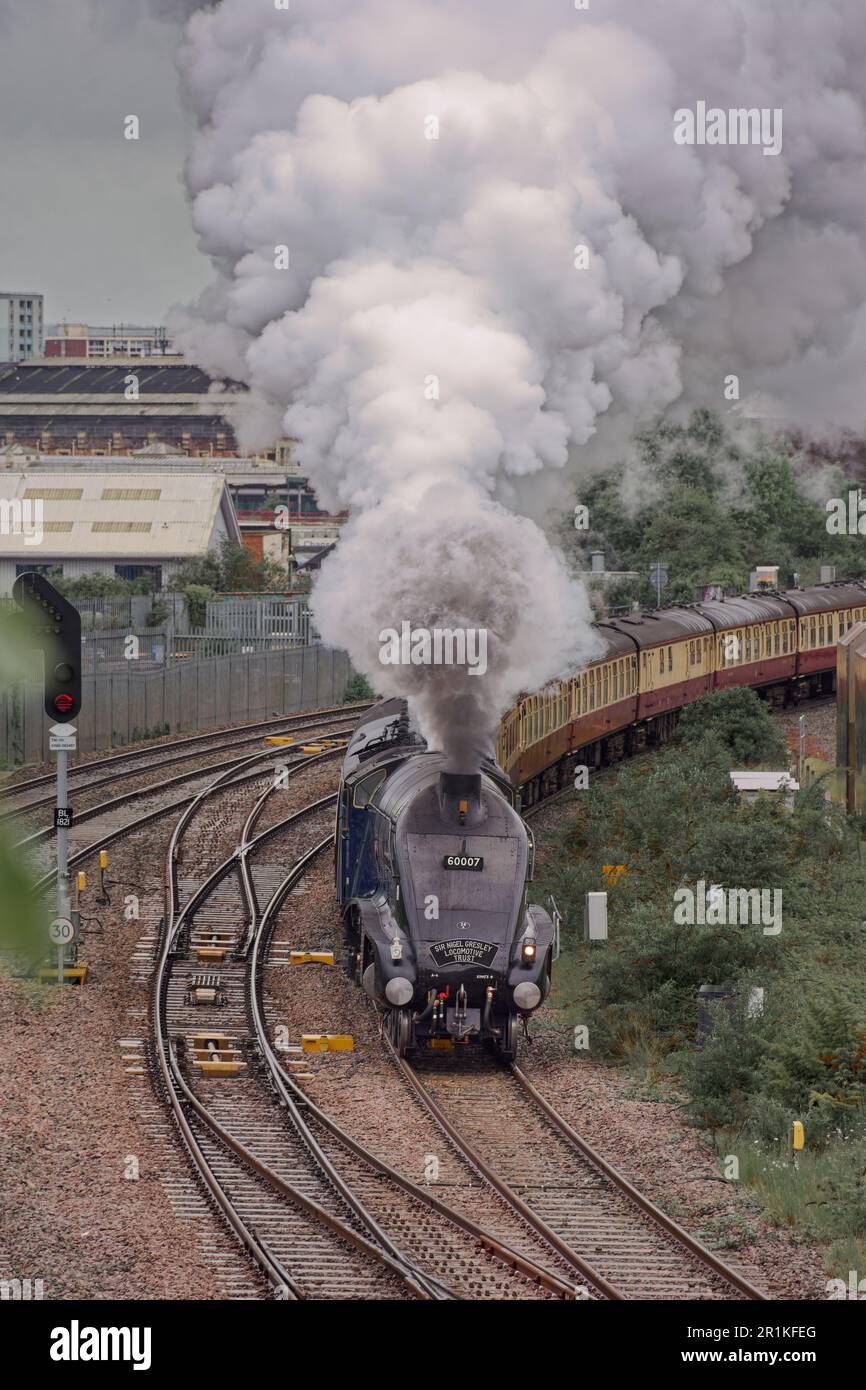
[0,362,239,395]
[0,471,240,558]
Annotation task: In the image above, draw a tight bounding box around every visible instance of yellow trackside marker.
[290,950,335,966]
[99,850,109,869]
[77,871,87,892]
[38,962,88,984]
[301,1033,354,1053]
[265,736,296,746]
[601,864,627,882]
[791,1120,805,1151]
[301,744,324,754]
[428,1038,454,1050]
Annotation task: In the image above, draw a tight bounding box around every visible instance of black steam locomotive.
[336,698,556,1059]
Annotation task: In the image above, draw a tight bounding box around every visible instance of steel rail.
[0,700,371,801]
[510,1063,767,1300]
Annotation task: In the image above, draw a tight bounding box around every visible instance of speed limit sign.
[48,916,76,947]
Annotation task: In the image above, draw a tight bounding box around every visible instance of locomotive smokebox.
[438,771,482,824]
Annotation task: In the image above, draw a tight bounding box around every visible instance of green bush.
[675,687,788,765]
[342,671,377,703]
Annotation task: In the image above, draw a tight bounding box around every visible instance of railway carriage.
[498,579,866,804]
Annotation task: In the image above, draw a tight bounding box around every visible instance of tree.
[342,671,377,702]
[563,409,866,598]
[674,688,788,765]
[169,538,288,594]
[183,584,214,631]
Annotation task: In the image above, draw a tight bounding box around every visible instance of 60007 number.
[442,855,484,871]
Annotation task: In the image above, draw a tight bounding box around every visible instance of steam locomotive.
[336,698,555,1059]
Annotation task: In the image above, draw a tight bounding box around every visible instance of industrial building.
[44,322,179,359]
[0,470,241,595]
[0,447,344,570]
[0,292,44,362]
[0,359,240,455]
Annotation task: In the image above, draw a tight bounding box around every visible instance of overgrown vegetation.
[536,688,866,1274]
[566,409,866,605]
[168,537,289,594]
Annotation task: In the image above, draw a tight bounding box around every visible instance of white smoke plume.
[163,0,866,763]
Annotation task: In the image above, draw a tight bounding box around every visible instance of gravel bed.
[3,722,837,1301]
[0,826,226,1300]
[520,1033,829,1300]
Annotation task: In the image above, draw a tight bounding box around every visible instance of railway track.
[25,728,355,897]
[15,695,773,1300]
[8,708,366,849]
[149,746,596,1299]
[152,752,434,1300]
[0,700,372,808]
[392,1047,767,1301]
[247,815,765,1301]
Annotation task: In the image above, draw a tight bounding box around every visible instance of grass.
[718,1129,866,1278]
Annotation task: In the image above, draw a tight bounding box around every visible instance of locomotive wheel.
[388,1006,416,1058]
[496,1011,518,1064]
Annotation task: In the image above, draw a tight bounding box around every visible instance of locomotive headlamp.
[385,977,413,1006]
[513,981,542,1011]
[521,939,537,963]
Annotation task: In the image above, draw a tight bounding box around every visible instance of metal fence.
[79,626,316,671]
[0,645,353,766]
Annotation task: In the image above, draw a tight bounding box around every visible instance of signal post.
[11,574,82,984]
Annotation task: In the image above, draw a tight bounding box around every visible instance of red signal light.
[54,693,75,715]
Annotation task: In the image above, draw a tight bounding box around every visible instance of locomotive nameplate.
[429,939,498,967]
[442,855,484,870]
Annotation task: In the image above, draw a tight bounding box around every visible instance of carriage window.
[774,626,780,655]
[810,619,817,648]
[668,646,673,672]
[755,632,761,658]
[659,648,664,675]
[819,620,825,646]
[827,616,834,642]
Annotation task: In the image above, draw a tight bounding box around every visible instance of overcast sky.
[0,0,208,326]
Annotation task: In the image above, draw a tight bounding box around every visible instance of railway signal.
[11,573,83,985]
[11,572,82,720]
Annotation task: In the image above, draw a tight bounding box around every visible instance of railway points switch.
[186,1031,245,1075]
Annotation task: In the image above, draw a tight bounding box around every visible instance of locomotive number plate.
[442,855,484,870]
